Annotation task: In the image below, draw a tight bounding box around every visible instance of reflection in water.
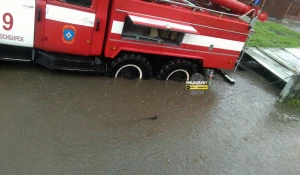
[0,62,299,175]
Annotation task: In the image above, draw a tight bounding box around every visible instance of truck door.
[0,0,35,47]
[44,0,97,56]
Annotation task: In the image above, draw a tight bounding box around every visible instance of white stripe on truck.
[111,21,124,34]
[183,34,245,52]
[45,5,95,27]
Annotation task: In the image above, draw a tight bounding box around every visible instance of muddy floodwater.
[0,62,299,175]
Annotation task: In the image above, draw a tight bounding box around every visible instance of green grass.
[248,21,300,48]
[289,98,300,111]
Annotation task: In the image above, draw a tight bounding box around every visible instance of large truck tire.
[157,59,198,82]
[108,53,152,79]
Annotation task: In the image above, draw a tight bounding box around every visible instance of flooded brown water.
[0,62,300,175]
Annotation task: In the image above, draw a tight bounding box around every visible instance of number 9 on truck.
[0,0,35,47]
[2,13,13,31]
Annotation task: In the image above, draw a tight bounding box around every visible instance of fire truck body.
[107,0,250,69]
[0,0,265,80]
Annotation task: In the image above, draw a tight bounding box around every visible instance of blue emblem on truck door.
[62,25,76,44]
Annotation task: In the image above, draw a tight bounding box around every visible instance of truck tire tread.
[157,59,198,81]
[108,53,152,79]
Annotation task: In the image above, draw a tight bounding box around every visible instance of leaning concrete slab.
[278,74,300,102]
[244,47,300,101]
[244,48,296,82]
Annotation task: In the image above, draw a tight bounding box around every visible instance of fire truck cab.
[0,0,267,81]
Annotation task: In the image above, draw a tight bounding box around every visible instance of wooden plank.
[263,0,292,19]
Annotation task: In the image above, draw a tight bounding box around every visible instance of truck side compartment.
[104,0,250,70]
[34,0,109,72]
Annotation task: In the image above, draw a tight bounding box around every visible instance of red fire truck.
[0,0,267,81]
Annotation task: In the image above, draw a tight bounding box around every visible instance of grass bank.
[289,99,300,111]
[248,21,300,48]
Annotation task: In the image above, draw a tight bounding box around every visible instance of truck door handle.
[37,8,41,22]
[96,19,100,31]
[22,4,35,8]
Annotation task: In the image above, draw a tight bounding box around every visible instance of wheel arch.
[105,47,205,67]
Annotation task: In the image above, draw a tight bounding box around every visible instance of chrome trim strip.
[116,9,249,35]
[0,58,31,62]
[109,39,239,57]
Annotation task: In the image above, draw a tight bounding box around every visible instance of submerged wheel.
[157,59,198,82]
[108,53,152,80]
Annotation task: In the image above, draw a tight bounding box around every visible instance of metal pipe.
[157,0,256,18]
[234,29,255,72]
[210,0,257,16]
[181,0,195,6]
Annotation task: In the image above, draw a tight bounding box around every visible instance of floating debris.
[149,116,158,120]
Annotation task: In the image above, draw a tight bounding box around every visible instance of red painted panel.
[103,0,246,70]
[44,1,96,56]
[48,0,98,12]
[44,20,93,56]
[105,38,238,70]
[90,0,110,56]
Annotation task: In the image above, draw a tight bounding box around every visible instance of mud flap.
[36,51,107,73]
[0,44,32,62]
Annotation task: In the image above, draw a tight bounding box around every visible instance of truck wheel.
[157,59,198,82]
[108,54,152,79]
